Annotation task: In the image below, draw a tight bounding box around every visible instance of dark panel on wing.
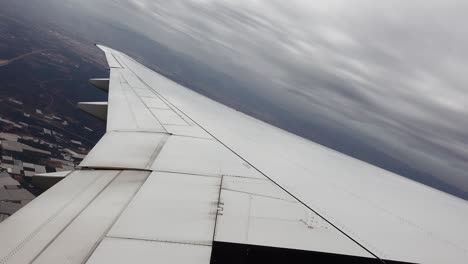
[211,241,415,264]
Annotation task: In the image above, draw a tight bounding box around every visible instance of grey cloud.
[23,0,468,196]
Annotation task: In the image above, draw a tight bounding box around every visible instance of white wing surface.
[0,45,467,264]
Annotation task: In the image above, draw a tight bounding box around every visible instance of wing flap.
[80,131,168,170]
[0,170,121,263]
[107,171,221,246]
[32,171,149,264]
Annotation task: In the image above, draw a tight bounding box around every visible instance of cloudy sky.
[11,0,468,198]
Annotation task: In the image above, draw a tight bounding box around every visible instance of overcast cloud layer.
[15,0,468,196]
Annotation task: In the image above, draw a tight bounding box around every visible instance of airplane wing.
[0,45,467,264]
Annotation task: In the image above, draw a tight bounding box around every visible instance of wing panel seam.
[145,134,170,170]
[106,235,212,247]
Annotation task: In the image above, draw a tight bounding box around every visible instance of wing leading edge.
[0,45,466,264]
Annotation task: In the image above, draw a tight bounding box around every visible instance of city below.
[0,96,100,222]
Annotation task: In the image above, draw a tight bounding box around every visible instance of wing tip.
[95,44,110,53]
